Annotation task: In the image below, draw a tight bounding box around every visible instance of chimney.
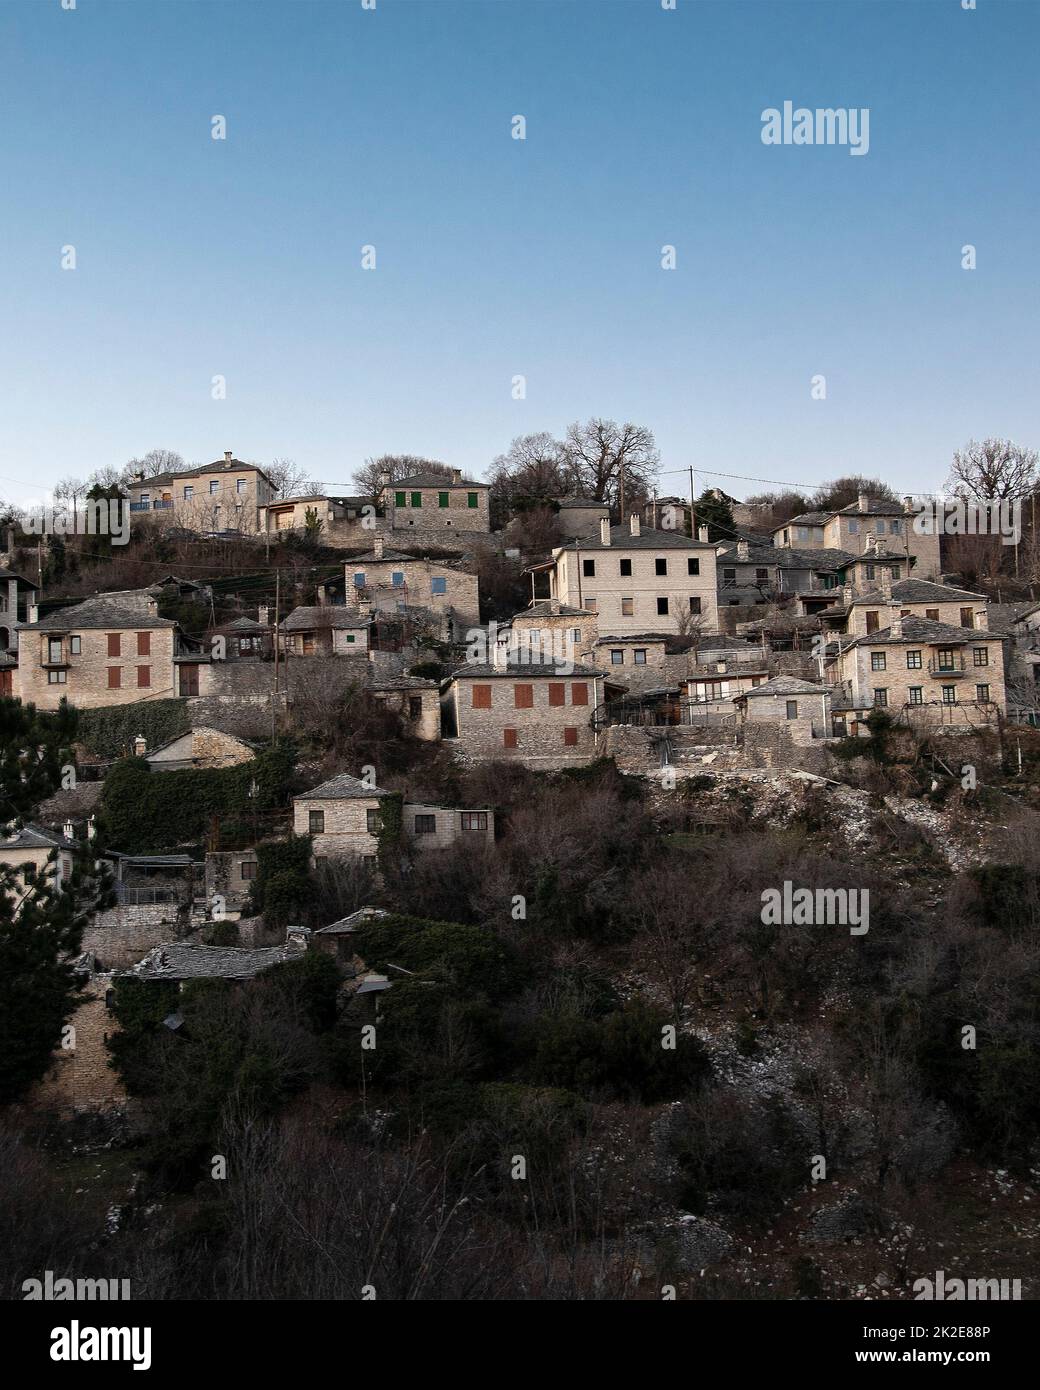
[629,513,640,537]
[902,495,914,513]
[133,735,146,757]
[316,584,327,607]
[28,603,39,623]
[373,535,385,559]
[975,608,988,631]
[549,599,561,616]
[737,540,750,561]
[857,492,870,512]
[842,585,854,607]
[599,517,611,546]
[379,470,391,489]
[146,596,158,615]
[63,818,75,842]
[880,568,892,597]
[491,637,509,670]
[698,526,709,543]
[890,617,902,639]
[86,815,96,841]
[258,605,270,626]
[451,468,462,484]
[224,450,233,466]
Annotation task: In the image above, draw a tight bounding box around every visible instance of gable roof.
[451,660,602,679]
[294,773,390,801]
[19,597,176,632]
[848,578,988,607]
[390,473,488,490]
[0,567,39,588]
[314,906,389,936]
[776,512,831,528]
[833,497,906,517]
[846,616,997,647]
[128,458,273,488]
[513,601,595,620]
[556,524,714,553]
[740,675,830,699]
[0,822,77,852]
[281,606,371,631]
[128,940,304,981]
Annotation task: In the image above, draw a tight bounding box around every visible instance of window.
[936,647,957,670]
[582,558,595,578]
[395,491,406,507]
[723,568,737,582]
[571,628,581,644]
[908,686,923,705]
[849,519,859,534]
[621,597,634,616]
[689,597,701,615]
[139,492,150,505]
[137,631,151,656]
[942,686,957,704]
[309,810,324,834]
[503,728,518,748]
[107,667,121,689]
[514,684,534,708]
[467,492,478,508]
[634,649,647,665]
[236,478,247,493]
[410,491,422,508]
[656,597,668,616]
[461,812,488,831]
[875,520,886,535]
[183,485,194,500]
[137,666,150,688]
[414,814,436,835]
[960,608,975,629]
[610,650,624,665]
[976,683,991,703]
[865,564,876,580]
[891,566,901,579]
[972,647,989,667]
[688,558,700,576]
[563,727,578,746]
[874,688,888,707]
[548,683,565,706]
[797,526,809,540]
[408,696,423,720]
[584,596,597,612]
[366,808,380,832]
[241,861,258,881]
[871,652,887,671]
[209,480,220,494]
[430,576,447,595]
[438,492,449,508]
[47,638,63,664]
[48,669,66,685]
[865,611,880,633]
[107,633,121,657]
[655,558,667,576]
[390,571,404,587]
[925,609,939,621]
[906,650,922,669]
[471,684,492,709]
[69,635,81,655]
[571,682,588,705]
[345,634,355,644]
[786,700,799,720]
[756,568,768,583]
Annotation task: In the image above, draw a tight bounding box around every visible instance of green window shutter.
[411,492,422,508]
[438,492,449,507]
[395,491,406,507]
[468,492,478,508]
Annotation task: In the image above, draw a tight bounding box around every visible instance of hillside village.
[2,441,1040,1302]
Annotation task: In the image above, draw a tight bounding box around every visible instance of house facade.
[377,469,490,534]
[280,606,371,657]
[346,537,480,632]
[0,823,77,903]
[126,453,276,534]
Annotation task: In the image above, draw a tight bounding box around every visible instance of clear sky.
[0,0,1036,505]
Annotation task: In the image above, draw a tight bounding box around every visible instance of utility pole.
[271,568,280,743]
[689,464,696,539]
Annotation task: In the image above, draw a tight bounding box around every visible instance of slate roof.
[777,512,831,527]
[129,940,305,981]
[0,822,77,852]
[224,616,265,631]
[515,601,595,619]
[390,473,488,490]
[834,498,907,516]
[281,606,371,631]
[20,597,176,631]
[294,773,390,800]
[556,524,714,552]
[555,496,607,510]
[369,675,439,691]
[314,906,389,936]
[596,633,668,644]
[846,616,996,647]
[451,660,602,679]
[0,567,39,587]
[740,675,831,699]
[847,578,988,607]
[128,458,273,488]
[716,541,854,570]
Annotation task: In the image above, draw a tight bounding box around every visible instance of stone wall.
[82,903,190,971]
[449,673,602,768]
[32,975,126,1113]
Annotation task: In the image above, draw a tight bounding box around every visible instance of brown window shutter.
[503,728,518,748]
[107,667,121,689]
[137,666,151,688]
[548,683,565,707]
[137,631,151,656]
[563,727,578,746]
[571,682,588,706]
[514,684,534,708]
[471,684,492,709]
[107,633,121,657]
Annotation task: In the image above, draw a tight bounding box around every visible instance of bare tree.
[559,418,659,513]
[947,438,1038,500]
[488,432,568,524]
[260,457,324,499]
[125,447,185,480]
[352,454,453,495]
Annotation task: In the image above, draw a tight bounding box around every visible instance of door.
[179,664,199,696]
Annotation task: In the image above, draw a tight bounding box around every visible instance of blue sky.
[0,0,1036,504]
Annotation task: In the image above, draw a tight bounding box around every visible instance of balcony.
[129,501,150,513]
[152,500,173,511]
[928,654,968,676]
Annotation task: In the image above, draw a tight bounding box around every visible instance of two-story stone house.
[828,616,1006,729]
[346,536,480,633]
[821,578,990,638]
[544,516,718,636]
[773,495,941,581]
[378,469,490,535]
[279,606,371,657]
[14,596,182,710]
[126,452,276,534]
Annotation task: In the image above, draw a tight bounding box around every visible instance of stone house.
[499,599,599,667]
[828,616,1006,728]
[259,494,371,536]
[379,469,490,535]
[772,495,941,581]
[821,577,990,638]
[205,849,260,917]
[346,536,480,633]
[14,596,182,710]
[0,823,77,903]
[279,606,371,657]
[212,615,273,659]
[368,676,442,740]
[543,516,719,636]
[401,802,495,850]
[771,511,830,548]
[444,651,605,768]
[293,772,493,861]
[593,634,669,675]
[126,452,276,534]
[139,726,256,771]
[554,496,611,540]
[687,665,770,711]
[734,674,833,738]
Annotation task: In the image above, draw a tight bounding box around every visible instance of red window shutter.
[571,682,588,706]
[137,631,151,656]
[563,727,578,746]
[107,667,121,689]
[514,684,534,708]
[471,684,492,709]
[548,683,565,707]
[503,728,518,748]
[137,665,151,688]
[107,633,121,657]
